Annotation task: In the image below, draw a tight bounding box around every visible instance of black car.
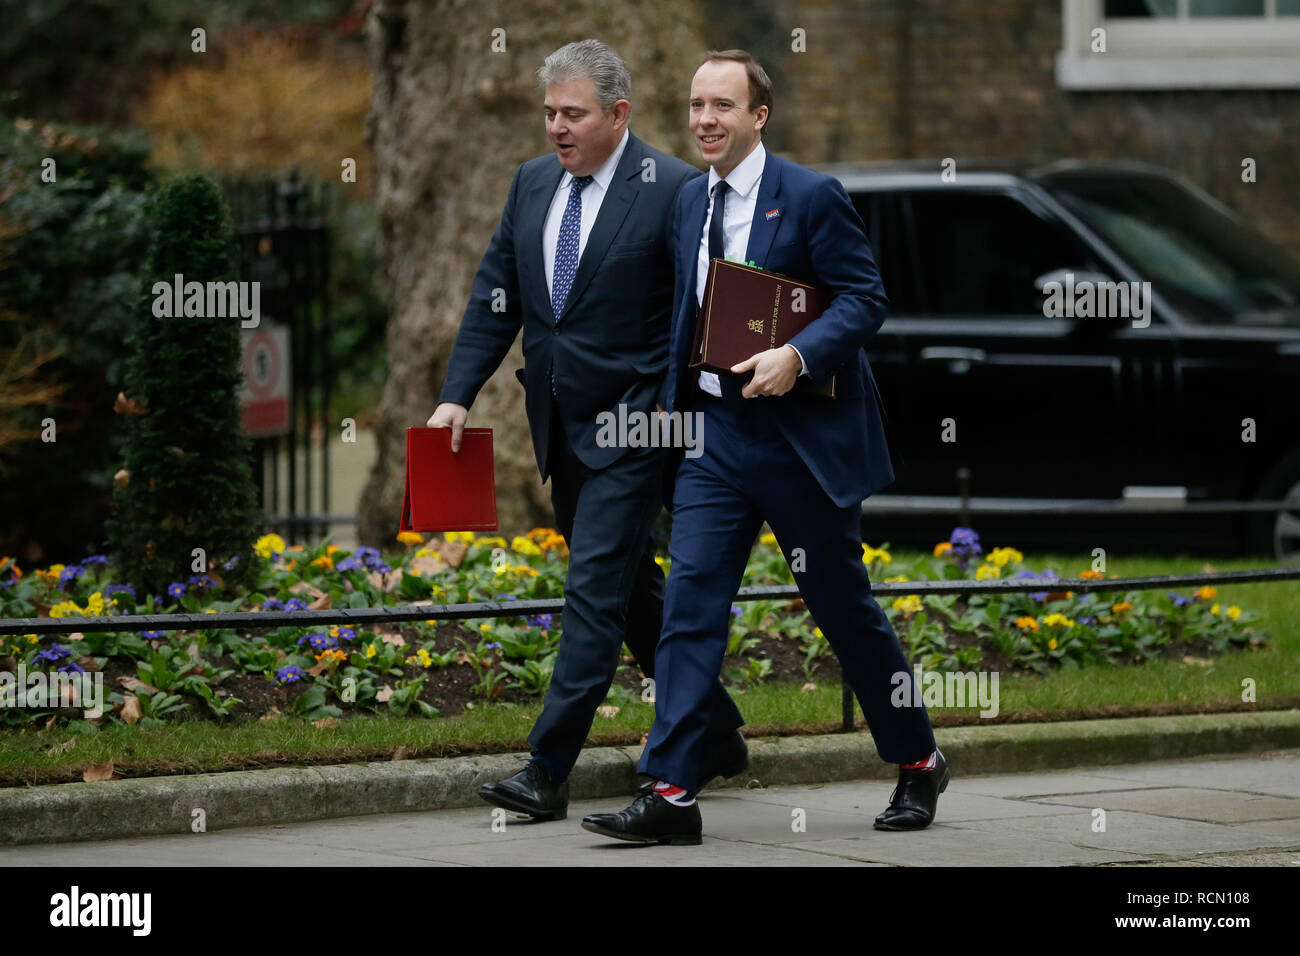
[821,160,1300,559]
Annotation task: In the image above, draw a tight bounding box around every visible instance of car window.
[850,191,920,314]
[898,190,1102,315]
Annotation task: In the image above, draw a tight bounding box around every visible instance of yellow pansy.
[891,595,922,617]
[396,531,425,546]
[759,532,777,546]
[511,536,542,556]
[987,547,1023,568]
[364,643,377,659]
[1226,605,1242,620]
[1048,637,1058,650]
[862,544,892,566]
[884,575,909,583]
[444,531,476,544]
[253,534,286,559]
[84,592,105,616]
[48,600,82,618]
[975,563,1000,580]
[1041,613,1075,629]
[476,536,508,549]
[933,542,952,557]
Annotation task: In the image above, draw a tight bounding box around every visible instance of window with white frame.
[1057,0,1300,89]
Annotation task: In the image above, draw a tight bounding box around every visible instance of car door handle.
[920,347,987,364]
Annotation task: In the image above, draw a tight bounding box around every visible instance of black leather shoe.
[479,759,568,821]
[873,749,949,831]
[582,789,703,845]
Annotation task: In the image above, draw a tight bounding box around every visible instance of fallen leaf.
[312,717,339,730]
[379,631,406,648]
[113,392,148,415]
[454,649,472,665]
[800,682,817,693]
[440,541,469,568]
[410,554,447,577]
[259,706,282,722]
[113,468,130,488]
[367,568,402,592]
[288,580,327,601]
[47,738,76,756]
[1182,656,1213,667]
[116,676,158,695]
[376,685,393,702]
[120,695,143,724]
[465,701,474,709]
[392,745,410,760]
[82,761,114,782]
[596,705,620,718]
[308,592,332,610]
[306,662,328,677]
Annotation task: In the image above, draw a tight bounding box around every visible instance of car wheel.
[1247,448,1300,563]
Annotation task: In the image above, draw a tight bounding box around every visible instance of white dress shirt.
[544,129,629,297]
[694,141,805,397]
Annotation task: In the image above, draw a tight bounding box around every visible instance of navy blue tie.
[551,174,593,397]
[552,174,593,320]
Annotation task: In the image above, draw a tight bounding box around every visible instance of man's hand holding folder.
[691,257,836,398]
[400,423,498,532]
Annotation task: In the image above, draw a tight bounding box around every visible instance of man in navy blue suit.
[429,40,748,822]
[582,50,947,845]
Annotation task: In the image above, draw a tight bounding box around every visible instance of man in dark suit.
[582,50,947,846]
[429,40,748,821]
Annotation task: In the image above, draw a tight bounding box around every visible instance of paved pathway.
[5,750,1298,866]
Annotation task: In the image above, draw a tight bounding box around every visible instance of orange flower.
[1111,601,1134,614]
[1079,570,1104,580]
[1193,586,1217,600]
[933,542,953,557]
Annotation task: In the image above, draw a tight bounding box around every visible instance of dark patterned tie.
[552,174,594,319]
[551,174,593,398]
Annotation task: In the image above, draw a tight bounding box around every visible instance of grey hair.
[537,39,631,112]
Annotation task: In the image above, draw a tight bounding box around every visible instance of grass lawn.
[2,550,1295,787]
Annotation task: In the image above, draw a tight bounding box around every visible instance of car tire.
[1246,446,1300,563]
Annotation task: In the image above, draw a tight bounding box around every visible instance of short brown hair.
[703,49,774,134]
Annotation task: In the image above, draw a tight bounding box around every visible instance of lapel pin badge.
[765,207,781,221]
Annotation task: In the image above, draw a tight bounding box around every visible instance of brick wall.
[701,0,1300,258]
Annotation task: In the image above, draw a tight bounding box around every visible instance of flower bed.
[0,527,1266,729]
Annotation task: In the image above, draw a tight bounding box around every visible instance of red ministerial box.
[400,427,498,532]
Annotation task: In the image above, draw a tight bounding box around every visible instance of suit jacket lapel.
[556,131,642,323]
[518,160,564,324]
[744,151,784,268]
[668,179,710,408]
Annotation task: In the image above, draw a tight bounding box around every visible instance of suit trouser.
[638,390,937,793]
[527,401,745,779]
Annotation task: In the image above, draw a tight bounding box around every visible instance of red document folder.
[399,427,498,532]
[691,258,837,398]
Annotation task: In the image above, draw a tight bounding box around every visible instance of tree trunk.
[358,0,705,545]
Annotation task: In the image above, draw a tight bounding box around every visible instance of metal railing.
[5,567,1297,732]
